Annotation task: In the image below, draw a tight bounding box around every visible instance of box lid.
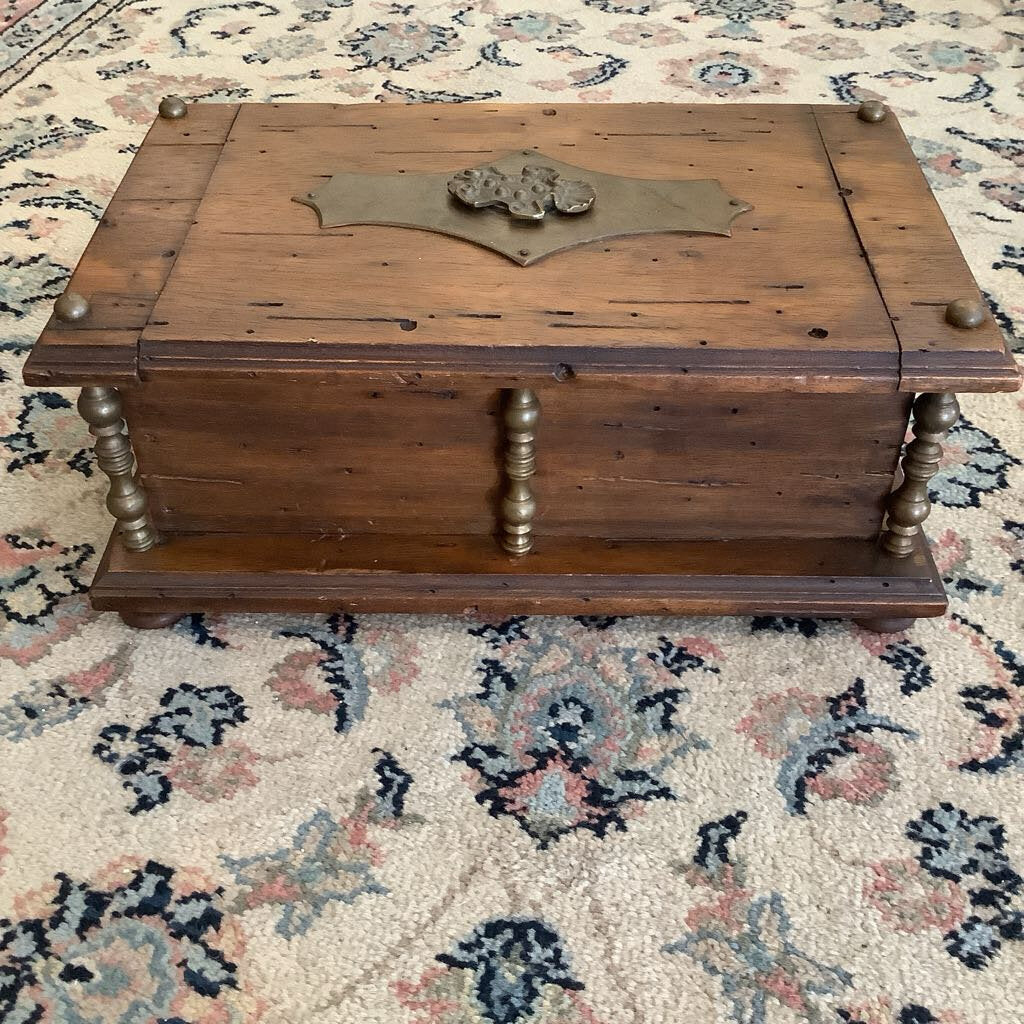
[25,102,1020,394]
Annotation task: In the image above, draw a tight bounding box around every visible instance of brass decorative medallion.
[447,164,596,221]
[294,150,751,266]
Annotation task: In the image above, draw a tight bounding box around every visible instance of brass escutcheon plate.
[294,150,752,266]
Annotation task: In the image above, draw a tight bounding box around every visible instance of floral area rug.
[2,1,1023,1022]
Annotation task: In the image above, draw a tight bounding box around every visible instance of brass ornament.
[945,297,986,329]
[295,151,752,266]
[158,96,187,120]
[857,100,887,123]
[447,164,596,221]
[54,290,90,323]
[501,389,539,556]
[880,392,960,558]
[77,386,159,552]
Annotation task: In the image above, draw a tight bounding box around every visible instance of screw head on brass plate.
[158,96,187,120]
[53,290,90,323]
[945,297,987,329]
[857,100,887,123]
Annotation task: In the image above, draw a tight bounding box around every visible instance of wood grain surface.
[22,105,238,385]
[123,379,908,540]
[813,106,1019,393]
[89,529,947,618]
[140,102,900,391]
[26,102,1018,394]
[24,101,1015,622]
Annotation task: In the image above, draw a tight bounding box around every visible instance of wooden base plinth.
[853,616,917,634]
[89,531,947,623]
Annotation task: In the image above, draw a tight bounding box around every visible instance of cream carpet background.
[1,2,1023,1022]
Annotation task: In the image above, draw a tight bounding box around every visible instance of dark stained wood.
[143,103,238,147]
[123,380,908,540]
[136,345,898,392]
[854,616,916,634]
[89,529,947,618]
[25,101,1020,625]
[22,105,239,386]
[28,102,1018,394]
[139,102,900,391]
[534,386,907,540]
[24,329,141,385]
[813,105,1020,393]
[124,380,502,535]
[111,143,224,202]
[120,610,183,630]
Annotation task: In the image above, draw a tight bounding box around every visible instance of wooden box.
[24,101,1020,631]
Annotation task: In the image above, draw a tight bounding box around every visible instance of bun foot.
[119,610,183,630]
[854,615,916,634]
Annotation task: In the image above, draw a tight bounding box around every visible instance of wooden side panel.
[22,105,239,386]
[125,381,503,535]
[534,387,909,539]
[813,106,1020,393]
[123,380,909,540]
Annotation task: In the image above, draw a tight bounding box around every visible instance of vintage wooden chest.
[24,101,1020,631]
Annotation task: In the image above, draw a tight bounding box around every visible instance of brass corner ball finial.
[945,297,987,330]
[158,96,187,120]
[857,100,887,123]
[53,290,89,323]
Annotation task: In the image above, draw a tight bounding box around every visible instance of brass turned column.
[880,391,959,558]
[501,389,540,555]
[77,386,159,552]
